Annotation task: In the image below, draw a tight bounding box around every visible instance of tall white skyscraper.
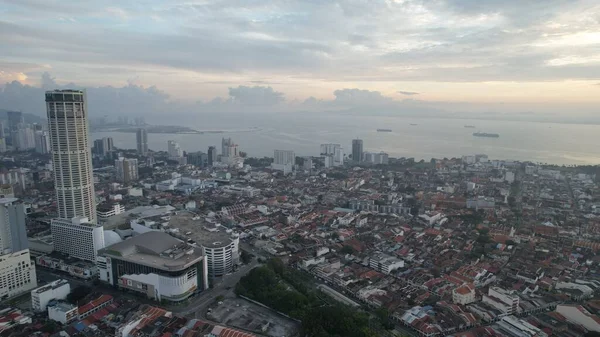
[136,128,148,155]
[320,144,344,166]
[167,140,183,158]
[34,131,50,154]
[46,90,96,224]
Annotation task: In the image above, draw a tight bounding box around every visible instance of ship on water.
[464,125,476,128]
[473,132,500,138]
[377,128,392,132]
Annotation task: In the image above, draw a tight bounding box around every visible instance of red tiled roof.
[78,295,113,314]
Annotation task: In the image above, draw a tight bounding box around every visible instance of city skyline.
[1,1,600,123]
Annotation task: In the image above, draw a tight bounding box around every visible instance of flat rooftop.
[167,212,236,249]
[101,231,203,272]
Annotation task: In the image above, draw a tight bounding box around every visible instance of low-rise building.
[31,279,70,312]
[369,253,404,274]
[48,302,78,324]
[452,284,476,305]
[482,286,520,315]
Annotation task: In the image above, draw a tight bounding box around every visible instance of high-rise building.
[136,128,148,155]
[167,140,182,158]
[0,198,28,254]
[0,197,36,300]
[93,137,113,157]
[0,121,5,138]
[14,127,35,151]
[115,157,139,183]
[221,137,232,157]
[50,217,105,262]
[6,111,23,132]
[320,144,344,166]
[272,150,295,174]
[207,146,217,166]
[364,151,389,165]
[187,152,208,168]
[46,89,97,224]
[352,139,364,163]
[34,131,50,154]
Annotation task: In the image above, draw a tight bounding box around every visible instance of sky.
[1,0,600,122]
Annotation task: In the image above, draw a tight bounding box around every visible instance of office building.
[6,111,23,132]
[320,144,344,166]
[0,198,28,253]
[50,217,105,262]
[34,131,50,154]
[136,128,148,155]
[31,279,70,312]
[352,139,363,163]
[0,138,5,153]
[46,90,97,223]
[0,249,37,300]
[97,231,209,302]
[0,169,27,190]
[271,149,295,174]
[207,146,217,166]
[187,151,208,168]
[221,137,232,157]
[115,157,139,183]
[167,140,183,158]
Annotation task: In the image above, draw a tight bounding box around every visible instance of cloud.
[397,91,420,96]
[333,89,394,106]
[227,86,284,105]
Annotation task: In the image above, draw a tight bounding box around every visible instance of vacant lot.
[207,297,300,337]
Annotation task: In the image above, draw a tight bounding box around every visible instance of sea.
[91,113,600,166]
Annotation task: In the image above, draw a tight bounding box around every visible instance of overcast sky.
[1,0,600,120]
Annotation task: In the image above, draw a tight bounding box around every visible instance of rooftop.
[168,212,236,249]
[32,279,69,294]
[101,231,204,271]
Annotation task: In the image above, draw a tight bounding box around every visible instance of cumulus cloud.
[333,89,394,106]
[228,86,284,105]
[397,91,419,96]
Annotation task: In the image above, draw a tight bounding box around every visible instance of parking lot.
[206,297,300,337]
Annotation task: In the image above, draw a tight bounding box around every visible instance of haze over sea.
[92,113,600,166]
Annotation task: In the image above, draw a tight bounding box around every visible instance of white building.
[452,284,476,305]
[31,279,70,312]
[97,231,209,302]
[364,151,389,165]
[482,286,520,315]
[51,217,105,262]
[34,131,50,154]
[0,169,28,190]
[46,90,97,223]
[15,127,35,151]
[320,144,344,166]
[467,196,496,210]
[0,249,37,300]
[48,302,78,324]
[369,253,404,274]
[272,149,295,174]
[115,157,139,183]
[200,233,240,277]
[555,305,600,332]
[96,203,125,221]
[167,140,183,158]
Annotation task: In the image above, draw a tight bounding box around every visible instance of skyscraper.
[115,157,139,183]
[352,139,363,163]
[136,128,148,155]
[272,149,295,174]
[221,137,232,157]
[34,131,50,154]
[6,111,23,131]
[208,146,217,166]
[46,90,96,224]
[167,140,182,158]
[0,198,28,253]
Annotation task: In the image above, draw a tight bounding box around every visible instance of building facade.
[208,146,217,166]
[0,249,37,300]
[0,198,28,253]
[320,144,344,166]
[46,90,97,223]
[31,279,70,312]
[352,139,363,163]
[34,131,50,154]
[271,149,295,174]
[136,128,148,155]
[97,231,208,302]
[115,157,139,183]
[50,217,105,262]
[167,140,183,158]
[201,235,239,277]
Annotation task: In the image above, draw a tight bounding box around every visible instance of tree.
[240,250,254,264]
[340,245,355,255]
